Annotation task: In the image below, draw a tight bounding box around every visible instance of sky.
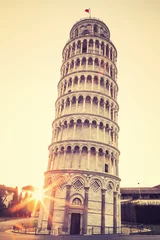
[0,0,160,191]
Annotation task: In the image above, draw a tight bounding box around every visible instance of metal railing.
[12,224,152,236]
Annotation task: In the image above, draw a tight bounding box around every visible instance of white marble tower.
[38,17,121,235]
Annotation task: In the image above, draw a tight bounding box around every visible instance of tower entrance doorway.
[70,213,81,235]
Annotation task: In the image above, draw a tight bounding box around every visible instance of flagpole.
[89,8,91,18]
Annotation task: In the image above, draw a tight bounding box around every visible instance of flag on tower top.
[85,9,90,13]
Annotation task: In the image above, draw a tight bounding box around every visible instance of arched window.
[82,57,86,66]
[72,198,82,205]
[66,146,72,153]
[82,39,87,53]
[74,76,78,84]
[75,28,78,37]
[82,146,88,153]
[106,44,109,57]
[78,96,83,104]
[80,75,85,83]
[95,40,99,49]
[77,40,81,51]
[76,58,80,67]
[82,29,90,35]
[87,75,92,83]
[110,48,113,60]
[95,58,99,66]
[91,147,96,155]
[101,60,104,68]
[88,57,93,65]
[89,39,93,47]
[94,24,98,33]
[101,42,104,55]
[84,119,90,127]
[86,96,91,103]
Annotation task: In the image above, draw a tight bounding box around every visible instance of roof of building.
[121,185,160,195]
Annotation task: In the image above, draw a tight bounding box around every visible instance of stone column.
[118,194,121,229]
[69,100,72,112]
[96,124,99,141]
[60,125,63,141]
[108,83,110,97]
[101,189,106,234]
[89,123,91,139]
[83,97,86,112]
[87,150,90,169]
[95,151,98,170]
[91,97,93,112]
[84,76,87,90]
[108,154,111,174]
[92,78,94,90]
[72,122,76,139]
[47,188,56,230]
[62,150,66,168]
[70,150,73,168]
[97,100,99,115]
[63,185,71,231]
[103,127,105,142]
[83,187,89,234]
[78,77,80,91]
[79,150,82,168]
[113,192,118,233]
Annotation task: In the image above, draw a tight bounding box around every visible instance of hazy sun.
[32,188,44,201]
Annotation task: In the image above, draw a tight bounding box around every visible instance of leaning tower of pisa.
[38,17,121,235]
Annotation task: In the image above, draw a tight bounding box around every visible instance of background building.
[38,17,121,235]
[121,185,160,224]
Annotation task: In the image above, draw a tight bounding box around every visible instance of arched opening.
[92,120,97,128]
[74,76,78,85]
[66,98,70,107]
[84,119,90,127]
[66,146,72,153]
[99,148,103,156]
[89,39,93,47]
[95,58,99,66]
[81,57,86,66]
[94,24,98,33]
[75,28,78,37]
[110,48,113,60]
[101,42,104,55]
[80,75,85,84]
[74,146,80,153]
[72,96,76,105]
[91,147,96,155]
[88,57,93,65]
[95,40,99,49]
[101,60,104,68]
[72,42,75,55]
[78,95,83,104]
[76,58,80,67]
[87,75,92,84]
[82,39,87,53]
[106,44,109,57]
[100,77,104,86]
[69,119,74,127]
[94,76,98,85]
[82,29,90,35]
[72,198,82,205]
[93,96,98,105]
[77,40,81,52]
[70,60,74,69]
[82,146,88,153]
